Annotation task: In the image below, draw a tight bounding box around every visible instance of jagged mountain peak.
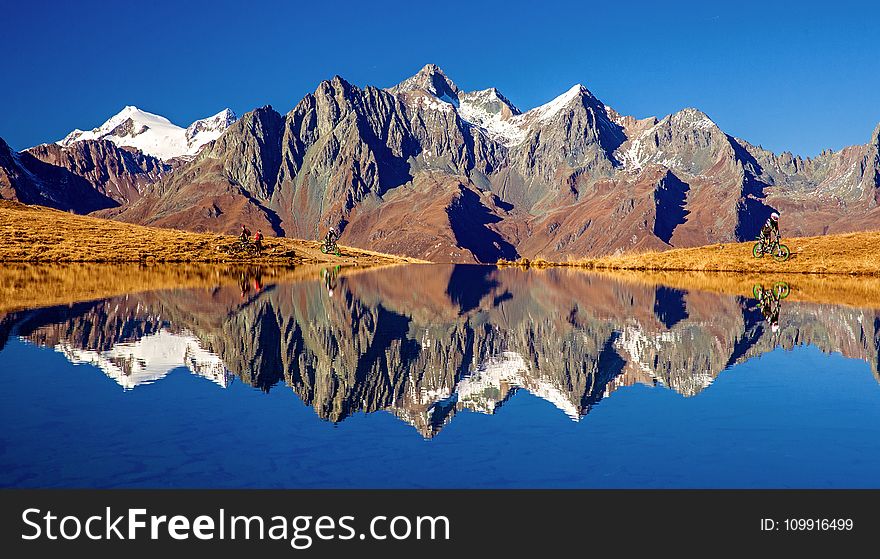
[185,108,237,149]
[871,121,880,148]
[388,63,460,103]
[459,87,521,116]
[215,105,282,139]
[666,107,719,130]
[525,84,598,122]
[313,75,359,102]
[455,83,614,148]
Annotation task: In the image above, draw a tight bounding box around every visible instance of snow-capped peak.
[57,106,237,160]
[390,66,604,148]
[185,108,237,150]
[456,84,591,147]
[529,84,589,122]
[669,107,717,130]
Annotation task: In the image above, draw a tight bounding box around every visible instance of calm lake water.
[1,264,879,488]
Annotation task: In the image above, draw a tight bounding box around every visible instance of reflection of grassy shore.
[0,264,297,313]
[0,262,411,313]
[590,270,880,310]
[0,201,424,265]
[5,262,880,316]
[499,230,880,275]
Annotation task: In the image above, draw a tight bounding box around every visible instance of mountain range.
[2,64,878,262]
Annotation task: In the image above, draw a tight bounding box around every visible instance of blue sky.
[2,0,878,156]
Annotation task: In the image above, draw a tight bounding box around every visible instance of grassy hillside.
[0,201,425,265]
[502,230,880,275]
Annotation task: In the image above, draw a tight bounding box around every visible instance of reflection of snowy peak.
[615,325,715,396]
[454,352,581,420]
[58,106,236,160]
[56,329,230,390]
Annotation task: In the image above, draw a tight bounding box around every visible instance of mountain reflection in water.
[2,265,878,440]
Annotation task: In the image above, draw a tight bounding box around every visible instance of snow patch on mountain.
[58,106,236,160]
[457,88,526,146]
[417,94,456,113]
[455,84,588,147]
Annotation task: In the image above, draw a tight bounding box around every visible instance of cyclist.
[239,224,252,243]
[254,230,264,255]
[324,227,338,249]
[759,212,780,246]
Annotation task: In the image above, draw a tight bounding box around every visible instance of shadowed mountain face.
[3,65,878,262]
[0,137,168,213]
[2,265,879,437]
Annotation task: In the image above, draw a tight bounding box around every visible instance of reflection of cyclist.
[239,271,250,299]
[238,268,264,299]
[322,266,338,297]
[252,269,263,293]
[756,286,782,334]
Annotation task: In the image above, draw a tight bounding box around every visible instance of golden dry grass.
[527,231,880,275]
[0,200,426,265]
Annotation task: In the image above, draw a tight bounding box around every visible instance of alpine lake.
[1,263,879,488]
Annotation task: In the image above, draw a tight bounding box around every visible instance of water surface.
[1,264,879,488]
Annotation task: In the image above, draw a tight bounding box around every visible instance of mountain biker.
[254,230,264,254]
[325,227,338,248]
[759,212,780,245]
[239,224,252,243]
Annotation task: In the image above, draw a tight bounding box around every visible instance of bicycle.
[230,239,259,256]
[320,239,341,257]
[752,235,790,262]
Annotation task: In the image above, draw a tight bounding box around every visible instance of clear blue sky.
[2,0,878,157]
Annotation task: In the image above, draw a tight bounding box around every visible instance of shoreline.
[497,230,880,277]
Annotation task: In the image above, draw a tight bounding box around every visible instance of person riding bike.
[325,227,338,247]
[239,224,252,244]
[253,230,264,255]
[759,212,780,245]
